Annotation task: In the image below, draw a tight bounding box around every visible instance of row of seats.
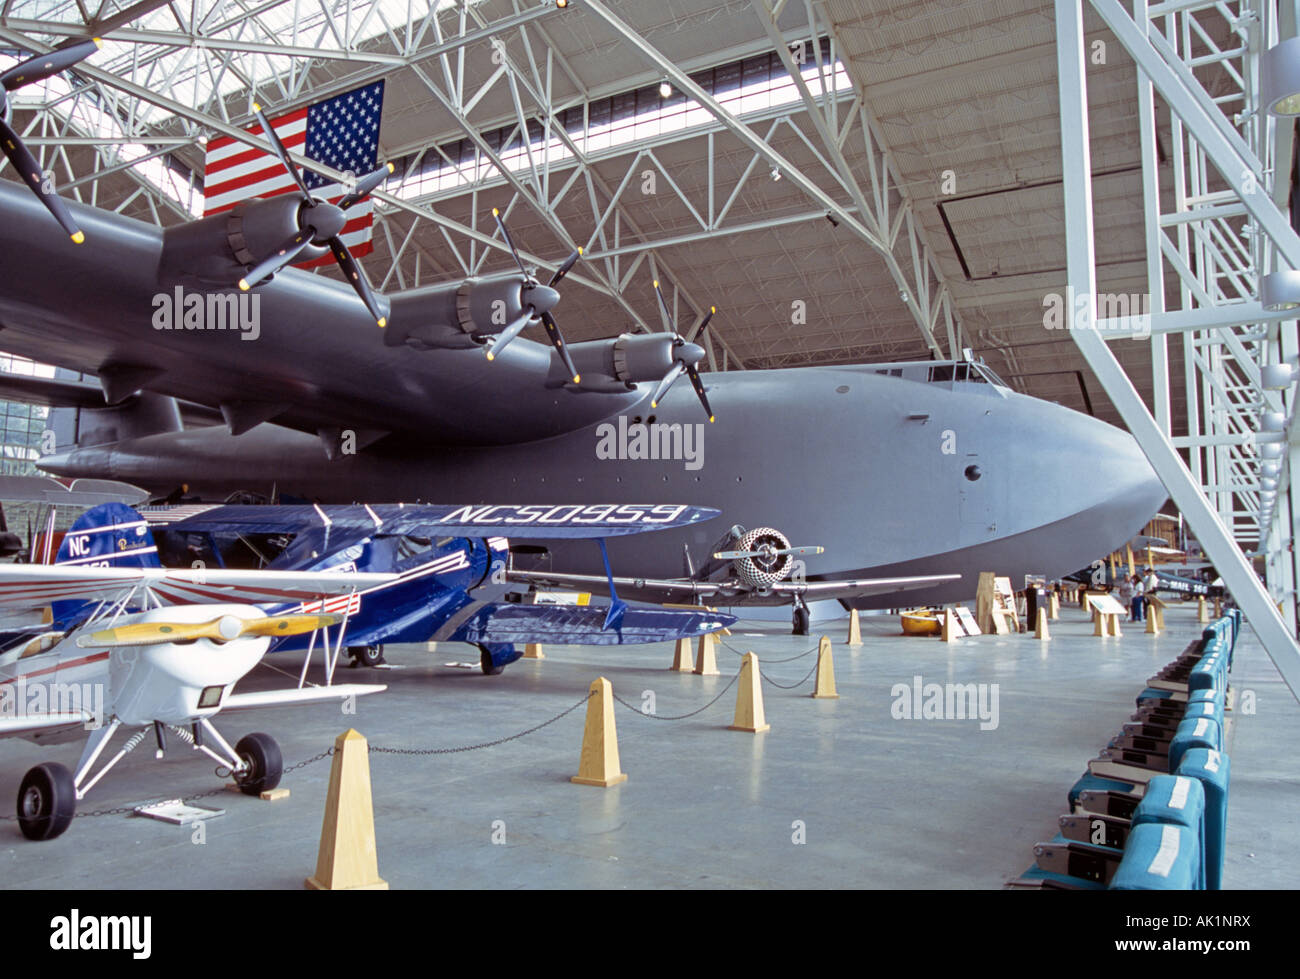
[1009,611,1240,890]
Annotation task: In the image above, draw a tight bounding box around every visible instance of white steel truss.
[1056,0,1300,698]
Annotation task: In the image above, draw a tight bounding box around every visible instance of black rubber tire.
[234,732,283,796]
[792,606,810,636]
[479,645,503,676]
[16,762,76,841]
[350,644,385,667]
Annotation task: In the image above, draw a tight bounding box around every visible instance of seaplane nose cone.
[526,283,561,316]
[216,615,244,641]
[303,200,346,241]
[679,342,706,366]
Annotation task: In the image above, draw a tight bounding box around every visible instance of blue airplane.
[49,501,736,675]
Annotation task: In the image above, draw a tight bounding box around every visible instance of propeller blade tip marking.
[70,230,84,244]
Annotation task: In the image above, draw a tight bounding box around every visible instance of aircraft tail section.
[55,503,161,569]
[52,503,160,628]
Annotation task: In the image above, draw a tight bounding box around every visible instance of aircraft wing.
[509,569,726,598]
[769,574,963,601]
[144,502,719,539]
[219,683,387,711]
[439,602,734,646]
[0,712,93,740]
[0,475,151,506]
[0,565,396,612]
[508,570,962,603]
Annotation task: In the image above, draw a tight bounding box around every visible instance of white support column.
[1058,0,1300,698]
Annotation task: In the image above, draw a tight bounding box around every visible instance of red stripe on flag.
[205,107,309,153]
[204,162,301,201]
[205,131,307,177]
[297,238,373,269]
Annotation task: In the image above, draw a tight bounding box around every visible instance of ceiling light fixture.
[1260,269,1300,310]
[1261,36,1300,114]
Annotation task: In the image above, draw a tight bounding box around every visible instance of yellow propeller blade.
[77,613,343,648]
[238,613,344,638]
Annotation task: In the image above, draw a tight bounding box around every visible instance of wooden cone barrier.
[571,677,627,787]
[1213,597,1223,618]
[523,643,545,660]
[694,631,720,676]
[1145,610,1160,635]
[1035,607,1050,640]
[670,636,694,671]
[1049,592,1060,620]
[1197,596,1209,623]
[846,609,863,646]
[975,571,997,634]
[812,636,839,699]
[305,729,387,890]
[729,652,770,733]
[941,609,960,643]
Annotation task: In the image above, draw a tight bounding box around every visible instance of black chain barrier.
[3,691,595,821]
[611,669,741,720]
[31,747,343,820]
[758,657,822,690]
[718,636,821,664]
[369,689,594,756]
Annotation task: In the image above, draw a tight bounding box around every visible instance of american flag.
[203,81,386,266]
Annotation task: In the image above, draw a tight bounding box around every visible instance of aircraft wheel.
[350,644,386,667]
[233,733,283,796]
[792,605,810,636]
[479,645,504,676]
[16,762,76,841]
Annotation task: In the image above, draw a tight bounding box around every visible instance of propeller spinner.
[650,279,717,423]
[0,37,102,243]
[482,208,583,384]
[235,101,393,326]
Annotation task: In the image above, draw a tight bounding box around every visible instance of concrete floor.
[0,601,1294,889]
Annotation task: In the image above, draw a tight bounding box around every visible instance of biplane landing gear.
[479,644,504,675]
[791,598,810,636]
[348,644,386,668]
[16,762,76,841]
[233,732,283,796]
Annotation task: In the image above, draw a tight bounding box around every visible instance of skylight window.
[391,42,852,201]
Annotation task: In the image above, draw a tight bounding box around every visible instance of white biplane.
[0,562,394,840]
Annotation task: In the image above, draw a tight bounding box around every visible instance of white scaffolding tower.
[1056,0,1300,699]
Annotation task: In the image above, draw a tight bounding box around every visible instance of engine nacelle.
[729,527,797,591]
[566,333,704,393]
[104,604,270,725]
[383,273,533,350]
[159,196,329,287]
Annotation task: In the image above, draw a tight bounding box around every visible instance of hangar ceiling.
[0,0,1237,432]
